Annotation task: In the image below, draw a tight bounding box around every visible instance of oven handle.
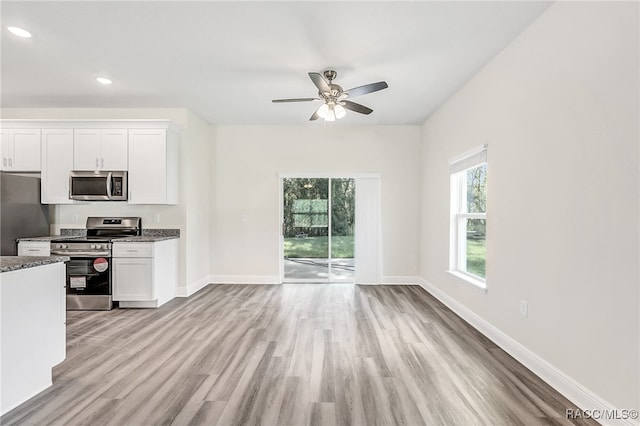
[51,250,111,257]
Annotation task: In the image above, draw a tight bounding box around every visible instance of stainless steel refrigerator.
[0,172,50,255]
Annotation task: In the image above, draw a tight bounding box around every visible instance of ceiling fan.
[272,70,388,122]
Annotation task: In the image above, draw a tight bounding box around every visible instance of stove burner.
[50,217,141,255]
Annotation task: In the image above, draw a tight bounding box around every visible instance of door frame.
[278,172,378,283]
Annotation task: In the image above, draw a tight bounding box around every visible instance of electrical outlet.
[241,214,248,223]
[153,213,160,223]
[72,214,79,224]
[409,254,416,262]
[520,300,528,317]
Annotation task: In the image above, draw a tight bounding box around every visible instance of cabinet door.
[41,129,75,204]
[113,257,154,301]
[128,129,167,204]
[73,129,101,171]
[100,129,128,170]
[0,130,9,170]
[0,129,41,171]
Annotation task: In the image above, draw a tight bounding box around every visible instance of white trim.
[176,275,212,297]
[448,144,488,166]
[0,119,182,132]
[417,277,637,426]
[279,178,284,282]
[446,270,487,293]
[279,172,381,179]
[210,275,281,285]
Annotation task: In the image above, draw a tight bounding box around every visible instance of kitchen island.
[0,256,68,416]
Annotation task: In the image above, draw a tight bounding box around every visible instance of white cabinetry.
[128,129,179,205]
[73,129,128,171]
[0,129,41,171]
[1,262,66,415]
[18,241,51,256]
[0,120,180,205]
[112,239,178,308]
[41,129,75,204]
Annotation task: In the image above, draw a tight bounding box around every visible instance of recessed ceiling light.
[96,77,112,85]
[7,26,32,38]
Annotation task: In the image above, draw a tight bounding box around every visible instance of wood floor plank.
[1,284,598,426]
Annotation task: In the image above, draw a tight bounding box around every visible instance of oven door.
[65,257,113,310]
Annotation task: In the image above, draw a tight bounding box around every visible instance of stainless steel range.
[50,217,142,310]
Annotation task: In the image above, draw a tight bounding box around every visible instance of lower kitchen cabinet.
[1,261,66,415]
[112,239,178,308]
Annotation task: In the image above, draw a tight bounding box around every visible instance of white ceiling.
[1,1,552,125]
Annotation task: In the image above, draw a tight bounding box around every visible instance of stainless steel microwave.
[69,171,128,201]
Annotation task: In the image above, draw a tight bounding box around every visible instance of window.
[449,146,487,289]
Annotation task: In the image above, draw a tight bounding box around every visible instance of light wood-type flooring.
[2,284,597,426]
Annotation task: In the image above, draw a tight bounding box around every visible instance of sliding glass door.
[282,177,355,282]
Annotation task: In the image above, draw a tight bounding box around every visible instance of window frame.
[448,146,487,291]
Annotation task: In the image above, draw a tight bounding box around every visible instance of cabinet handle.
[96,158,99,169]
[2,158,6,167]
[8,158,12,168]
[27,248,40,252]
[101,157,104,168]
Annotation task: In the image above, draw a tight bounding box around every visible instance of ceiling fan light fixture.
[317,103,329,119]
[272,70,388,122]
[325,107,336,122]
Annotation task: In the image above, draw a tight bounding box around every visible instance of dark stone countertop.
[113,235,179,242]
[0,256,70,273]
[16,235,76,242]
[17,229,180,242]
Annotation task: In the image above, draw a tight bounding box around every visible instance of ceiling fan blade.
[309,107,321,121]
[344,81,388,98]
[272,98,319,103]
[309,72,330,94]
[342,100,373,115]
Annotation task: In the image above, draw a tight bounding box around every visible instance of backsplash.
[142,229,180,238]
[61,229,86,236]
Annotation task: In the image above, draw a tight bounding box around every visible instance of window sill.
[446,270,487,294]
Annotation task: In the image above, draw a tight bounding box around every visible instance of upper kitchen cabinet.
[128,128,179,205]
[41,129,75,204]
[74,129,128,171]
[0,129,41,171]
[0,120,181,205]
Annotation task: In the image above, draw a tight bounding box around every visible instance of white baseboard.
[210,275,280,285]
[417,278,637,426]
[381,275,422,285]
[176,275,212,297]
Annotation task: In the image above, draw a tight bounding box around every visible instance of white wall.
[182,110,214,295]
[420,1,638,415]
[0,108,214,295]
[211,125,421,283]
